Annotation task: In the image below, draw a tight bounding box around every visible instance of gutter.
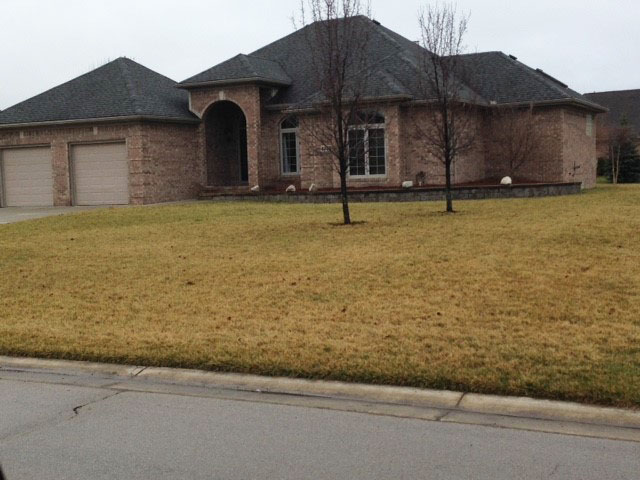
[0,115,201,130]
[404,97,607,113]
[178,77,292,90]
[493,98,608,113]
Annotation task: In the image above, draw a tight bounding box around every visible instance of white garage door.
[72,143,129,206]
[1,147,53,207]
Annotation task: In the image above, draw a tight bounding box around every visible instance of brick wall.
[188,85,262,188]
[0,123,144,206]
[259,109,302,191]
[268,103,404,192]
[257,102,599,191]
[483,107,564,183]
[0,121,200,206]
[400,104,486,186]
[0,96,600,206]
[562,108,597,188]
[141,123,202,204]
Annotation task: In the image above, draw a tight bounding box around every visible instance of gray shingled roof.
[180,54,292,87]
[457,52,605,111]
[179,16,604,113]
[0,57,197,127]
[1,18,606,128]
[584,89,640,135]
[244,16,429,106]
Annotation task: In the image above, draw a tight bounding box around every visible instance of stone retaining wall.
[203,182,582,204]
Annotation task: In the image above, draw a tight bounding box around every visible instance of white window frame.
[347,121,387,178]
[280,123,300,176]
[586,114,594,137]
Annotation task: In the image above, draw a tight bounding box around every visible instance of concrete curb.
[136,367,463,409]
[2,355,639,432]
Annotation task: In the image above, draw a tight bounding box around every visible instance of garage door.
[72,143,129,205]
[1,147,53,207]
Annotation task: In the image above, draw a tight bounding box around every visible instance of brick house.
[0,17,605,207]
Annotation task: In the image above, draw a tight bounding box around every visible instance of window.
[348,112,386,177]
[280,116,299,174]
[586,114,594,137]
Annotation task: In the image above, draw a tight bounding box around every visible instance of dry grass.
[1,186,639,407]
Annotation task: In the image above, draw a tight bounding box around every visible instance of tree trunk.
[339,158,351,225]
[445,157,454,213]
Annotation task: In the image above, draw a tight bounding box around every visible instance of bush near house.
[0,187,639,408]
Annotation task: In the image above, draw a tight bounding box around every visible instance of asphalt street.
[0,371,638,480]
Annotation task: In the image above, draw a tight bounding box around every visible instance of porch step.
[199,185,253,198]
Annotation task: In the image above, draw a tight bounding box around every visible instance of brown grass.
[1,186,639,407]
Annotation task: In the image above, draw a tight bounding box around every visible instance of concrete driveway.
[0,206,101,225]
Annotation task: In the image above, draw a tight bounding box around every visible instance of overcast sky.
[1,0,638,110]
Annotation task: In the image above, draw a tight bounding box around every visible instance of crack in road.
[0,391,125,445]
[72,391,122,417]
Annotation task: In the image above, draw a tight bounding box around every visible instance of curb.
[2,355,639,433]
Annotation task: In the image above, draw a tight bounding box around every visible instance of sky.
[1,0,639,110]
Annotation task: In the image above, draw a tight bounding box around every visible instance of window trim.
[586,114,594,137]
[347,121,388,178]
[280,120,300,176]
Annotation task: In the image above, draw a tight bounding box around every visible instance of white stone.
[501,176,513,186]
[309,183,318,193]
[286,185,296,193]
[250,185,260,193]
[402,181,414,189]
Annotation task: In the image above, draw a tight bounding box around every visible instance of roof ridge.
[411,51,490,104]
[497,52,572,100]
[251,16,379,59]
[369,19,427,58]
[238,54,259,77]
[251,23,313,58]
[0,58,125,112]
[378,68,409,95]
[293,50,411,107]
[117,58,144,114]
[455,50,501,57]
[244,53,285,66]
[0,56,195,126]
[585,88,640,95]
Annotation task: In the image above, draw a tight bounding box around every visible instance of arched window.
[348,112,386,177]
[280,116,300,174]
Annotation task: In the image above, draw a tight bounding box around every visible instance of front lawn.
[1,186,639,407]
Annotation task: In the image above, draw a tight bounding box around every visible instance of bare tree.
[489,105,544,178]
[297,0,372,225]
[416,2,475,213]
[598,117,633,184]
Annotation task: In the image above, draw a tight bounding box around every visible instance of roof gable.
[179,54,292,87]
[0,58,196,127]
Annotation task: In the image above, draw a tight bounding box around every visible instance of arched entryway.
[204,101,249,186]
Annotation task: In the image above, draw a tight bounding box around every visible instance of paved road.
[0,206,99,224]
[0,371,638,480]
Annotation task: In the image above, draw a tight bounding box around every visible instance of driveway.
[0,206,101,224]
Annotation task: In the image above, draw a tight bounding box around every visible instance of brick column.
[127,124,147,205]
[385,104,402,185]
[246,86,261,187]
[51,140,71,206]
